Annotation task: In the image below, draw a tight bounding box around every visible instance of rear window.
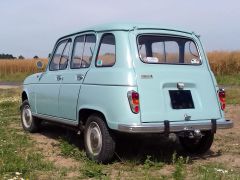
[137,35,201,65]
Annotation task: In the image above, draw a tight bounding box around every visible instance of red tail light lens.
[218,89,226,111]
[127,90,140,114]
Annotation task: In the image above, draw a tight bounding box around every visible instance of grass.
[0,88,240,179]
[172,153,189,180]
[197,163,240,180]
[0,59,47,82]
[226,87,240,104]
[216,74,240,86]
[0,89,55,179]
[208,51,240,75]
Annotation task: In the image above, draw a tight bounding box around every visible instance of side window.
[59,41,71,70]
[82,35,96,68]
[96,34,116,67]
[71,34,96,69]
[184,41,200,64]
[71,36,84,69]
[49,39,71,71]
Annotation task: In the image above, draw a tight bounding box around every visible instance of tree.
[0,53,15,59]
[33,55,39,59]
[18,55,24,59]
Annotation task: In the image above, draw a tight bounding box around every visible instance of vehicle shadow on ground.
[39,122,221,164]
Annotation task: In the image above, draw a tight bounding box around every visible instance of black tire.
[179,131,214,154]
[20,100,41,133]
[84,114,116,163]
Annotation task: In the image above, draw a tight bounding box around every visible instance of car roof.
[58,23,194,41]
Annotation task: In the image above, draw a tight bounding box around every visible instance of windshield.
[137,35,201,65]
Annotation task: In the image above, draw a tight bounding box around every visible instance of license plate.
[169,90,194,109]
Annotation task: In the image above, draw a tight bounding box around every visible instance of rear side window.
[138,35,201,65]
[96,34,116,67]
[71,34,96,69]
[50,39,72,71]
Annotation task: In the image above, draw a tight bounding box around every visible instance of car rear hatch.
[131,32,221,123]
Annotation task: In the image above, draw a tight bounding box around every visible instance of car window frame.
[48,38,72,71]
[136,34,202,66]
[95,33,116,68]
[70,33,96,69]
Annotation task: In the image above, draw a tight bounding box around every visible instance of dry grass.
[0,59,48,82]
[0,51,239,82]
[0,58,48,75]
[208,51,240,75]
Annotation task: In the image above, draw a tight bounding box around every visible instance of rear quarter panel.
[77,31,140,129]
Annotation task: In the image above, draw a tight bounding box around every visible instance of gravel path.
[0,82,22,89]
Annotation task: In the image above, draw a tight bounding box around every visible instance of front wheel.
[179,131,214,154]
[20,100,41,133]
[84,114,116,163]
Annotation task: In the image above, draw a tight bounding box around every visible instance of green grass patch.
[216,74,240,86]
[197,163,240,180]
[226,88,240,104]
[0,72,32,82]
[0,89,56,179]
[59,138,86,161]
[172,153,189,180]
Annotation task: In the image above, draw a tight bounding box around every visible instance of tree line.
[0,53,39,59]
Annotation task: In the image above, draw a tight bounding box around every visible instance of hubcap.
[86,122,102,156]
[22,105,32,128]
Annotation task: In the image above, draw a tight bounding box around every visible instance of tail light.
[218,88,226,111]
[127,90,139,113]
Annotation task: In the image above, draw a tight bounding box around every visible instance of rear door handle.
[76,74,84,81]
[56,75,63,81]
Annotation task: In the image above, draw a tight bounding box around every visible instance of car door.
[58,34,96,121]
[35,39,72,117]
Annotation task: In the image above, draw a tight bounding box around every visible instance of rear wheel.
[20,100,41,133]
[179,131,214,154]
[84,114,115,163]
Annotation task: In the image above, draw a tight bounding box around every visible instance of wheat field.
[208,51,240,75]
[0,51,239,82]
[0,59,48,75]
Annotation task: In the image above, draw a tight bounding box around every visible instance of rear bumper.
[118,119,233,133]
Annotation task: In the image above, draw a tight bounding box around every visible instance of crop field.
[0,59,48,82]
[0,51,240,84]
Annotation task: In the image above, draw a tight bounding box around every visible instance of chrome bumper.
[118,120,233,133]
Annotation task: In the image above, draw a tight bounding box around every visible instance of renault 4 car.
[20,23,233,163]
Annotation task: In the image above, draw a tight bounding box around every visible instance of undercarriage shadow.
[38,122,221,164]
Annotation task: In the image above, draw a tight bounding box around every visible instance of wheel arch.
[22,91,28,102]
[78,108,108,127]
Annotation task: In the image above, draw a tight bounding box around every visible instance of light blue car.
[20,23,233,163]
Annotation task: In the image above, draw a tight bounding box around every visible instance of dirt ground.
[18,104,239,178]
[0,82,21,89]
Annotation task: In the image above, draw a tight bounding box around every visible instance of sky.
[0,0,239,58]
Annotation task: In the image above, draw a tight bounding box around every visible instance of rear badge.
[141,75,153,79]
[184,114,191,121]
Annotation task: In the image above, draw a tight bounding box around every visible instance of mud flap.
[211,119,217,133]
